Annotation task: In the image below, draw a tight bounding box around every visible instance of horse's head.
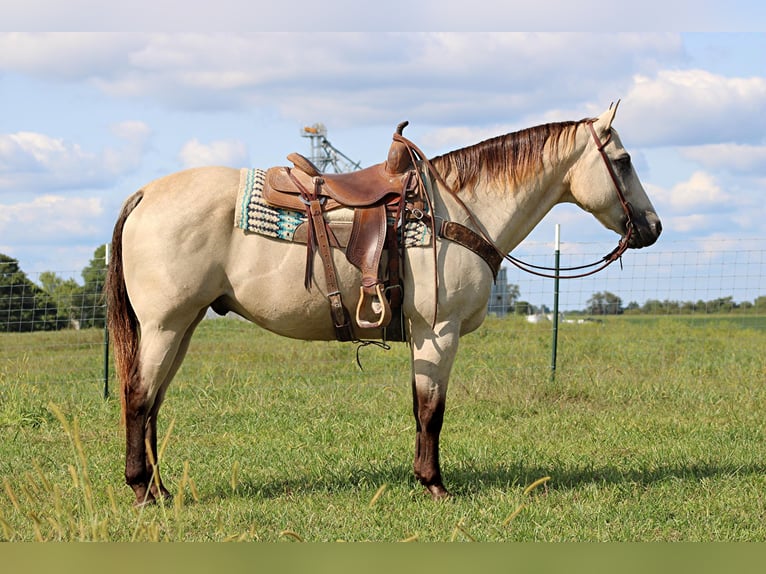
[564,103,661,249]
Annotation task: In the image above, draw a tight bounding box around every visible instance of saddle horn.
[387,121,413,175]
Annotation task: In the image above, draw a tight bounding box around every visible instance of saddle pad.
[235,168,305,241]
[235,168,431,247]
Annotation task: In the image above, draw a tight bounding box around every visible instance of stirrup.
[355,284,392,330]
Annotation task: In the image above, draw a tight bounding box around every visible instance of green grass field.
[1,315,764,541]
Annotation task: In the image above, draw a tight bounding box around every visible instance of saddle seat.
[261,122,417,340]
[263,136,414,211]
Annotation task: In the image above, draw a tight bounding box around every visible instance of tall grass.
[1,315,764,541]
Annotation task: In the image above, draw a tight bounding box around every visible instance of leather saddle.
[262,122,417,341]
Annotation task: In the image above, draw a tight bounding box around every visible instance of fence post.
[550,224,561,380]
[103,243,110,399]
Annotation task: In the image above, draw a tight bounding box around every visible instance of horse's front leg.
[410,323,459,499]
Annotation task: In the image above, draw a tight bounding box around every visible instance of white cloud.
[419,124,516,154]
[644,169,763,238]
[670,171,729,210]
[0,131,96,180]
[0,121,150,193]
[0,33,683,126]
[110,120,151,142]
[178,138,248,168]
[0,33,140,80]
[619,69,766,146]
[0,195,104,240]
[665,213,717,234]
[649,172,730,214]
[1,1,756,33]
[681,143,766,175]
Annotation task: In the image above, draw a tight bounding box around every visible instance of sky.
[0,19,764,306]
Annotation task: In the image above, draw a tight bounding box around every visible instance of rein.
[394,118,635,282]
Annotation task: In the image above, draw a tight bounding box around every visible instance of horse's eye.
[615,154,631,167]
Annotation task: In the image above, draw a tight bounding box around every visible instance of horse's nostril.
[653,220,662,237]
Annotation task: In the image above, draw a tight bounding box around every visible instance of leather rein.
[395,118,635,282]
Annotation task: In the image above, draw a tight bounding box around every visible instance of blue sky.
[0,26,764,307]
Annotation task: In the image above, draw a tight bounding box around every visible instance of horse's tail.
[105,191,144,424]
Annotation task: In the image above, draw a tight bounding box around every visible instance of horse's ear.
[597,99,620,131]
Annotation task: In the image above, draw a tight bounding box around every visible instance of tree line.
[2,252,764,332]
[489,283,765,317]
[0,247,106,332]
[585,291,766,316]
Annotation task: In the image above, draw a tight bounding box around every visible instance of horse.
[106,104,661,505]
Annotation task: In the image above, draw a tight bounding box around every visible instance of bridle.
[395,118,636,282]
[388,117,638,331]
[502,119,635,279]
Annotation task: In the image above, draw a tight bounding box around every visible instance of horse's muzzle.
[627,211,662,249]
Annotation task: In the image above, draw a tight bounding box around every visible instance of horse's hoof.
[133,494,157,508]
[133,488,173,507]
[426,485,450,500]
[152,487,174,502]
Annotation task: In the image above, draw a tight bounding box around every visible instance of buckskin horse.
[106,104,661,505]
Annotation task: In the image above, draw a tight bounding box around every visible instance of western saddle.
[262,121,420,342]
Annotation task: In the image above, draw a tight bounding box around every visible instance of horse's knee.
[125,463,149,489]
[414,385,446,432]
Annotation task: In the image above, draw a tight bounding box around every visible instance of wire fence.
[490,237,765,318]
[1,238,764,395]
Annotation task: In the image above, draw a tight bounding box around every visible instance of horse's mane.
[430,119,589,190]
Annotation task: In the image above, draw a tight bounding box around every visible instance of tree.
[708,296,736,313]
[39,271,82,329]
[0,254,59,332]
[35,245,108,330]
[586,291,623,315]
[504,283,521,313]
[514,301,536,315]
[76,245,108,329]
[624,301,640,314]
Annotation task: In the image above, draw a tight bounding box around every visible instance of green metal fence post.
[550,224,561,380]
[103,243,109,399]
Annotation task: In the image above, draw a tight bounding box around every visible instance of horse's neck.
[446,168,567,255]
[445,127,587,254]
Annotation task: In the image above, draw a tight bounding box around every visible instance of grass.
[0,315,765,541]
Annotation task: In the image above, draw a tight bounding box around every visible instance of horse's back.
[136,166,240,220]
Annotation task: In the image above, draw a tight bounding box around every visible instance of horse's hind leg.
[125,309,205,506]
[410,323,459,499]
